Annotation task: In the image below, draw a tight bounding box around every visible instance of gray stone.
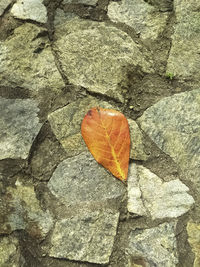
[0,236,22,267]
[128,119,149,161]
[166,0,200,83]
[0,23,65,102]
[127,164,194,219]
[128,222,178,267]
[54,8,78,26]
[47,152,126,206]
[49,210,119,264]
[187,221,200,267]
[0,98,42,160]
[138,89,200,187]
[11,0,47,23]
[48,97,113,157]
[0,179,53,238]
[146,0,173,12]
[108,0,169,40]
[54,18,153,102]
[0,0,13,16]
[63,0,98,5]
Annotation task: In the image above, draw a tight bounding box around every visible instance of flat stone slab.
[108,0,169,40]
[166,0,200,83]
[138,89,200,186]
[0,23,65,99]
[54,18,153,102]
[47,152,126,206]
[11,0,47,23]
[127,164,194,219]
[187,221,200,267]
[0,98,42,160]
[49,209,119,264]
[128,221,178,266]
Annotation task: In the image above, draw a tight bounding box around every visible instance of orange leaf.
[81,107,130,182]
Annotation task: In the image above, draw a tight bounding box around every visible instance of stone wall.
[0,0,200,266]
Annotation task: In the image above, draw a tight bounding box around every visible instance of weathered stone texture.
[48,152,125,206]
[128,119,149,161]
[0,236,22,267]
[0,179,53,238]
[11,0,47,23]
[138,89,200,187]
[167,0,200,83]
[0,23,65,100]
[108,0,169,40]
[63,0,98,5]
[49,210,119,264]
[0,98,42,160]
[128,222,178,267]
[187,221,200,267]
[0,0,13,16]
[54,18,153,102]
[127,164,194,219]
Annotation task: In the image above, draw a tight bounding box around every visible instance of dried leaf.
[81,107,130,182]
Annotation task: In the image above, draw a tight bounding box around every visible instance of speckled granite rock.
[0,23,65,101]
[108,0,169,40]
[0,98,42,160]
[54,18,153,102]
[11,0,47,23]
[0,236,23,267]
[146,0,173,11]
[128,221,178,267]
[47,152,126,206]
[167,0,200,83]
[0,179,53,238]
[128,119,149,161]
[0,0,13,16]
[127,164,194,219]
[63,0,98,5]
[138,89,200,187]
[187,221,200,267]
[49,209,119,264]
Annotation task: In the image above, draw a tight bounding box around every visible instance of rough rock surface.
[48,97,148,160]
[0,23,65,102]
[146,0,173,11]
[49,210,119,264]
[54,8,78,26]
[54,18,153,102]
[0,0,13,16]
[63,0,98,5]
[127,164,194,219]
[47,152,125,206]
[128,119,149,161]
[128,222,178,267]
[108,0,169,40]
[0,236,22,266]
[138,89,200,187]
[167,0,200,84]
[0,179,53,238]
[187,221,200,267]
[11,0,47,23]
[0,98,42,160]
